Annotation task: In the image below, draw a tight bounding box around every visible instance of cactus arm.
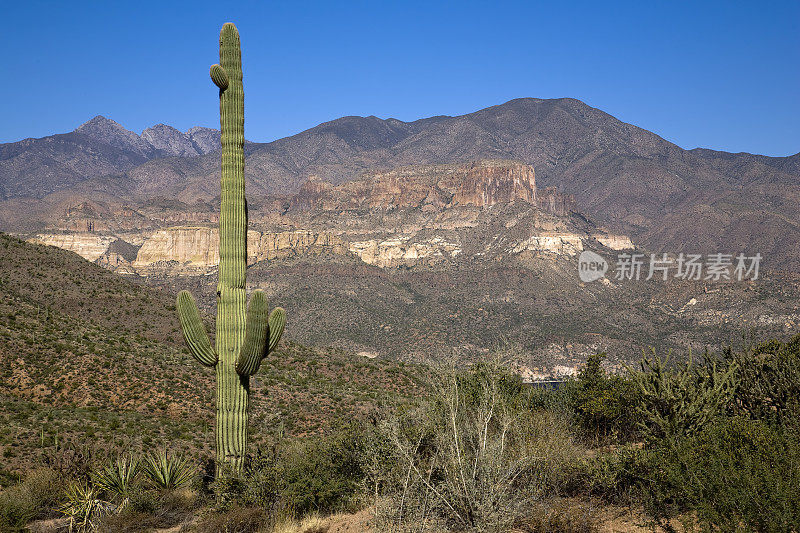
[235,291,270,376]
[267,307,286,353]
[176,290,217,367]
[210,64,228,90]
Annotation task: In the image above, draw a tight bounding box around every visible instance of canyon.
[23,160,632,274]
[3,100,798,374]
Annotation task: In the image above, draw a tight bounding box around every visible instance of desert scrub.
[0,468,63,532]
[638,416,800,532]
[723,334,800,425]
[212,424,366,517]
[565,353,639,443]
[626,349,738,443]
[373,361,585,532]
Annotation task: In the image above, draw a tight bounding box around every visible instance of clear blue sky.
[3,0,799,156]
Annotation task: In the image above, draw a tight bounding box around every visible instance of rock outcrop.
[24,160,635,274]
[142,124,204,157]
[292,160,571,215]
[28,233,118,262]
[350,235,461,268]
[132,227,349,273]
[593,234,634,250]
[511,233,585,256]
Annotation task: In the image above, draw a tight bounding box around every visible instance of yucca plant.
[59,482,115,533]
[91,454,140,501]
[143,450,195,490]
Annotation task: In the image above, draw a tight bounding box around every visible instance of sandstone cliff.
[23,160,635,274]
[28,233,118,262]
[132,227,349,273]
[291,160,567,213]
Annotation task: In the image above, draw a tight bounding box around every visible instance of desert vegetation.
[2,334,799,532]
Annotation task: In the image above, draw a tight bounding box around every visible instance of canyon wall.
[291,160,568,214]
[28,234,118,262]
[24,160,635,274]
[132,227,350,272]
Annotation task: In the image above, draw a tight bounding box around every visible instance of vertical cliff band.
[176,22,286,473]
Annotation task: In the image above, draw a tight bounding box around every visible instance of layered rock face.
[292,160,567,213]
[25,160,635,274]
[350,236,462,268]
[132,227,349,273]
[511,234,585,256]
[593,234,634,250]
[28,234,118,262]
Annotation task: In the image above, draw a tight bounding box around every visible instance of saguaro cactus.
[176,22,286,473]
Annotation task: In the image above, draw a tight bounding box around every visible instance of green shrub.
[639,417,800,531]
[567,353,639,442]
[281,425,365,515]
[0,468,63,532]
[0,492,33,532]
[213,425,366,517]
[91,454,140,501]
[724,334,800,425]
[627,350,737,443]
[580,444,647,505]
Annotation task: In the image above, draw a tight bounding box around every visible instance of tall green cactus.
[176,22,286,473]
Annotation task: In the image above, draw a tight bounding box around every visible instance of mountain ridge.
[2,97,799,267]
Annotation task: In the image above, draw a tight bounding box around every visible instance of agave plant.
[91,454,140,501]
[59,482,115,532]
[143,450,195,490]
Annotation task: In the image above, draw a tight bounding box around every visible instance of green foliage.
[0,468,63,532]
[212,425,366,517]
[91,454,140,501]
[59,482,116,532]
[638,417,800,532]
[626,350,738,442]
[143,450,195,490]
[724,334,800,425]
[579,444,647,506]
[567,353,639,441]
[280,425,365,515]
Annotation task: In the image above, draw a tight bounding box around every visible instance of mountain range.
[1,97,798,268]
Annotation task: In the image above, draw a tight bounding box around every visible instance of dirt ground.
[27,503,660,533]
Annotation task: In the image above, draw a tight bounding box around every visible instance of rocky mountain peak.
[186,127,221,155]
[142,124,204,158]
[75,115,155,157]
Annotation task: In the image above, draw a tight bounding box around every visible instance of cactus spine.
[176,22,286,473]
